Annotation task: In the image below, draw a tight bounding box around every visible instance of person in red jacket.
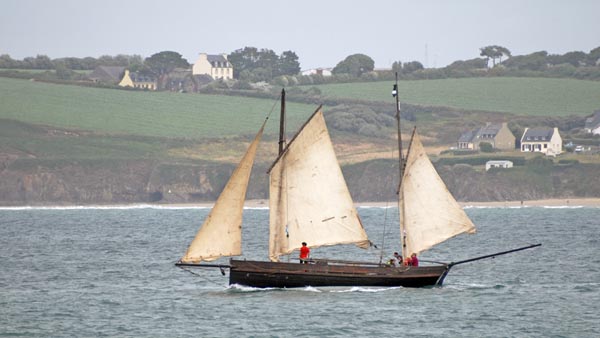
[410,253,419,267]
[299,242,310,264]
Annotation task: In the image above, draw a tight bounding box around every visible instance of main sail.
[268,108,370,261]
[180,124,265,263]
[399,130,476,257]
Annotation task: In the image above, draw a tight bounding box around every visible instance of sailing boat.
[176,83,540,288]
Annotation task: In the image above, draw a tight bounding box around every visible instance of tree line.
[1,44,599,83]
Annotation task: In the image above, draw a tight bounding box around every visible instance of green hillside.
[308,77,600,116]
[0,77,316,138]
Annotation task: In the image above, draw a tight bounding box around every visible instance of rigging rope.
[178,265,228,288]
[378,147,399,264]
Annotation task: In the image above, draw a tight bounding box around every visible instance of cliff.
[1,158,598,206]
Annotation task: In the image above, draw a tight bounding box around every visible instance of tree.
[228,47,302,80]
[402,61,424,73]
[587,46,600,66]
[560,51,586,67]
[275,51,301,76]
[502,51,548,71]
[332,54,374,77]
[479,142,494,153]
[0,54,16,69]
[480,45,511,67]
[144,51,189,76]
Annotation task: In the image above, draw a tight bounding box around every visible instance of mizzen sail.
[268,108,370,261]
[180,124,265,263]
[399,130,476,257]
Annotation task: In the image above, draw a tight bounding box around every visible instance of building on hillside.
[192,53,233,80]
[520,127,562,156]
[301,68,333,77]
[584,110,600,135]
[457,122,515,151]
[88,66,125,84]
[118,70,157,90]
[485,160,513,171]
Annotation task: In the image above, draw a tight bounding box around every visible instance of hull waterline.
[229,259,449,288]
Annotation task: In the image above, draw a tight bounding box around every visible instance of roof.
[207,54,227,63]
[585,110,600,130]
[88,66,125,82]
[458,130,475,142]
[522,127,555,141]
[129,72,156,82]
[458,123,503,142]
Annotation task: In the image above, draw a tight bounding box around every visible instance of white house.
[485,160,513,171]
[584,110,600,135]
[301,68,332,77]
[192,53,233,80]
[520,127,562,156]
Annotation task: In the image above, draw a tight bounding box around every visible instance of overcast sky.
[1,0,599,70]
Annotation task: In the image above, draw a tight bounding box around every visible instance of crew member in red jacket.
[299,242,310,264]
[410,253,419,267]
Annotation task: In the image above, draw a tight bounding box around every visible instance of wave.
[330,286,403,293]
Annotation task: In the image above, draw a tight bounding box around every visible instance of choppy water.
[1,205,599,337]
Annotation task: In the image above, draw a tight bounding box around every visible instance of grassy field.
[307,77,600,116]
[0,77,318,138]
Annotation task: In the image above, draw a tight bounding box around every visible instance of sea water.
[0,205,598,337]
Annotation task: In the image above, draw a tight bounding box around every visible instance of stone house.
[457,122,515,151]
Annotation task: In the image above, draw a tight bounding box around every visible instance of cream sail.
[399,130,476,258]
[180,124,265,263]
[268,108,370,261]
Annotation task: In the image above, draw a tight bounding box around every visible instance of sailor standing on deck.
[299,242,310,264]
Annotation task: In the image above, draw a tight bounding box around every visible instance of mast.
[393,72,404,189]
[278,89,286,155]
[392,73,407,257]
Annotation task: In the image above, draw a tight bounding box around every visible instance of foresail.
[180,125,265,263]
[399,131,476,257]
[268,108,370,261]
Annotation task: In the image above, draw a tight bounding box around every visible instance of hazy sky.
[1,0,599,70]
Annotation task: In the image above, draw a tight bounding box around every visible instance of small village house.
[520,127,562,156]
[457,122,515,151]
[485,160,513,171]
[118,70,157,90]
[88,66,125,84]
[192,53,233,80]
[301,68,333,77]
[584,110,600,135]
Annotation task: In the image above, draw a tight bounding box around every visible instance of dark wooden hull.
[229,259,449,288]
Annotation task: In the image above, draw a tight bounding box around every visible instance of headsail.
[399,130,476,257]
[180,124,265,263]
[268,108,370,261]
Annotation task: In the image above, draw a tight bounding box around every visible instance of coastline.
[236,198,600,208]
[1,198,598,209]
